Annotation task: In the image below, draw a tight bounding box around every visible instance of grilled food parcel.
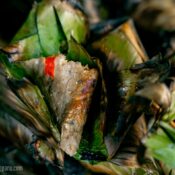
[0,0,175,174]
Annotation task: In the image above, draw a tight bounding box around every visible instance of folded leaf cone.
[3,0,89,61]
[89,20,148,159]
[0,87,64,168]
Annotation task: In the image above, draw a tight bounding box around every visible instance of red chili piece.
[44,56,55,78]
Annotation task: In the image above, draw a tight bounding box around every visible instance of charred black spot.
[81,151,106,161]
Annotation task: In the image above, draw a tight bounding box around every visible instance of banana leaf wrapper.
[2,0,89,61]
[14,54,98,156]
[0,66,64,166]
[54,0,89,44]
[76,79,150,174]
[0,64,64,166]
[0,104,64,167]
[0,70,50,137]
[91,20,148,71]
[109,79,171,158]
[75,62,155,173]
[7,77,61,143]
[110,115,147,167]
[85,21,172,174]
[0,28,97,157]
[90,19,172,161]
[89,17,129,42]
[0,107,33,148]
[83,82,171,174]
[0,60,62,144]
[89,20,148,159]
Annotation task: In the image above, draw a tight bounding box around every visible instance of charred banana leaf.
[109,67,171,158]
[0,72,50,137]
[7,78,61,143]
[0,103,64,168]
[89,20,148,160]
[90,20,172,164]
[0,61,61,143]
[0,108,33,148]
[110,115,147,167]
[84,82,171,174]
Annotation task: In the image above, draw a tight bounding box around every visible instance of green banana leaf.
[4,3,44,60]
[67,40,95,67]
[145,122,175,169]
[90,20,147,71]
[55,0,89,44]
[3,0,89,61]
[0,51,26,79]
[36,1,67,56]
